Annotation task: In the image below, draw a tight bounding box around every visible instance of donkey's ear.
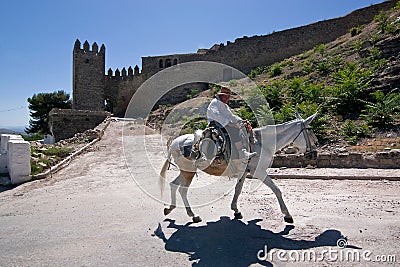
[305,112,318,125]
[295,111,303,120]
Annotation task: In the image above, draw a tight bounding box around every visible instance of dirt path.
[0,120,399,266]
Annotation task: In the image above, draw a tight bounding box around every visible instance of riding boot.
[239,148,257,161]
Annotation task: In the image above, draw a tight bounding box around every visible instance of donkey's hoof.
[164,208,171,216]
[284,216,294,224]
[234,212,243,220]
[192,216,202,223]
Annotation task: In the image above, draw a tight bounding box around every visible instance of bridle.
[292,120,318,160]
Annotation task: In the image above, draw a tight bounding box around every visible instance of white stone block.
[1,134,23,154]
[0,153,7,173]
[8,140,31,184]
[1,134,12,154]
[43,134,55,144]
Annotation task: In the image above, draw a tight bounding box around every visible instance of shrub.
[375,11,389,33]
[296,101,330,140]
[330,63,372,116]
[228,80,238,87]
[41,147,72,158]
[395,1,400,11]
[352,40,363,52]
[23,133,43,141]
[269,63,283,77]
[254,104,274,126]
[260,81,285,109]
[287,77,326,105]
[316,60,332,74]
[370,34,382,44]
[248,66,268,79]
[302,59,315,74]
[341,120,371,145]
[180,117,208,135]
[374,10,397,34]
[235,107,257,127]
[350,26,363,37]
[314,44,326,56]
[361,90,400,128]
[273,103,296,124]
[362,47,388,71]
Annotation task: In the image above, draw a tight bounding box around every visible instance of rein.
[291,120,316,158]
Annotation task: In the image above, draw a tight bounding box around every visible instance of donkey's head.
[292,112,318,159]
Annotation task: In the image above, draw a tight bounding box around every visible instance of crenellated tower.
[73,39,106,111]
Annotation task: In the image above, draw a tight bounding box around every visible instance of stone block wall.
[49,109,109,142]
[272,149,400,169]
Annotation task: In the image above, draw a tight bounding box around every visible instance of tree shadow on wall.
[155,216,359,267]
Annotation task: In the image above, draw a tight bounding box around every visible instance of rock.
[38,162,47,168]
[336,147,347,153]
[284,146,297,154]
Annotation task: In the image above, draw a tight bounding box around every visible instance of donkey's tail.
[159,137,173,197]
[159,159,169,197]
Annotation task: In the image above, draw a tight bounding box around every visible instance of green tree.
[26,90,72,134]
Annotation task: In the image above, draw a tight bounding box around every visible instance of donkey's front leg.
[231,173,246,220]
[261,176,293,223]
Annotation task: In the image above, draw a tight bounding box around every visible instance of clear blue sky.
[0,0,384,129]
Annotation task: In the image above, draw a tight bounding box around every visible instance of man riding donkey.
[196,87,257,172]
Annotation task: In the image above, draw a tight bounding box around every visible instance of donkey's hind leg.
[164,173,183,216]
[179,171,201,223]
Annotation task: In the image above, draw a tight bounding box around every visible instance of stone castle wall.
[49,109,109,142]
[73,1,396,116]
[141,1,397,74]
[51,1,396,142]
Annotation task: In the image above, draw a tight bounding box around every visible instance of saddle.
[190,125,230,164]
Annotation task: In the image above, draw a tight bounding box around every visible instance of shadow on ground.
[155,216,358,267]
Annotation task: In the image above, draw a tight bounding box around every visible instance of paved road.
[0,120,399,266]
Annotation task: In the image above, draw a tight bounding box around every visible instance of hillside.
[149,2,400,153]
[0,127,25,135]
[248,2,400,151]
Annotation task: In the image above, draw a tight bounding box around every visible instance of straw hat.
[217,87,232,96]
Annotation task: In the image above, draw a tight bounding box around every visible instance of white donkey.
[160,112,318,223]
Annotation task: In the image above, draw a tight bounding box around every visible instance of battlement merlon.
[106,65,141,78]
[73,39,105,55]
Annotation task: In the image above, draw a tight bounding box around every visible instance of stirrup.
[241,149,257,160]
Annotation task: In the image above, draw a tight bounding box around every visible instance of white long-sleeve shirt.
[207,97,241,127]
